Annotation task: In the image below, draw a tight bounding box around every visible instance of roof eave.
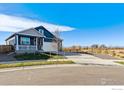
[5,33,16,41]
[17,33,43,37]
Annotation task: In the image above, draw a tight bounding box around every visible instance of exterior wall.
[58,41,62,51]
[6,36,15,45]
[43,42,58,52]
[35,26,62,52]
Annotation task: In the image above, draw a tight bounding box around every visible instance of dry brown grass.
[63,47,124,58]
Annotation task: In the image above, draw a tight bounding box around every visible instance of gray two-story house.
[5,26,62,53]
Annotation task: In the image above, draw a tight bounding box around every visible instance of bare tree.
[51,28,62,59]
[53,28,61,52]
[55,29,60,49]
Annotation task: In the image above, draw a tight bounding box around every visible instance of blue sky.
[0,3,124,47]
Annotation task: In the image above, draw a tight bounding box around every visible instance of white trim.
[42,31,44,48]
[17,33,43,37]
[16,35,19,50]
[36,37,38,50]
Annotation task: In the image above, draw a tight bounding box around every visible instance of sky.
[0,3,124,47]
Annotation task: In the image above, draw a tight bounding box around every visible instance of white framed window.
[20,37,30,45]
[39,29,44,34]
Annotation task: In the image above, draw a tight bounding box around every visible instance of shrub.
[14,53,50,60]
[14,52,65,60]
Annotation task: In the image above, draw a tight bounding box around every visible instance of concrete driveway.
[65,53,122,66]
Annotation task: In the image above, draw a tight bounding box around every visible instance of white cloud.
[0,14,75,32]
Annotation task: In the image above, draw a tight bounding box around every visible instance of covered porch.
[15,34,43,52]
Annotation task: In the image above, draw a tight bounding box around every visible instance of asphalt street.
[0,65,123,85]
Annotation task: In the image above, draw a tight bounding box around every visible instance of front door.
[37,37,43,50]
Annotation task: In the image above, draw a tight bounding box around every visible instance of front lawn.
[0,60,74,69]
[14,53,64,60]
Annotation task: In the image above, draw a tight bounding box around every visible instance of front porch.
[15,34,43,52]
[18,45,37,51]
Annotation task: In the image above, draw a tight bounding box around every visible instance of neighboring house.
[5,26,62,53]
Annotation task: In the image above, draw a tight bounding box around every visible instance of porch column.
[16,35,19,50]
[42,30,44,51]
[42,37,44,50]
[36,37,38,50]
[6,41,7,45]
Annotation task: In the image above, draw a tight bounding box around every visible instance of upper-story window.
[38,29,44,35]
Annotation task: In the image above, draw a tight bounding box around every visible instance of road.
[0,53,123,85]
[0,65,124,85]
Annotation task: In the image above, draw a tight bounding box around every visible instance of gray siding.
[18,28,43,37]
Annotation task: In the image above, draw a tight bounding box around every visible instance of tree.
[53,28,61,52]
[52,28,63,59]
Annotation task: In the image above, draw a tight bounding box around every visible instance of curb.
[0,64,81,73]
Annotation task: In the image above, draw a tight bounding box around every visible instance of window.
[39,29,44,34]
[44,38,53,42]
[20,37,30,45]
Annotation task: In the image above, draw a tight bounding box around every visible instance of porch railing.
[18,45,37,50]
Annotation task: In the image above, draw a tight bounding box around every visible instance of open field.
[63,47,124,59]
[116,61,124,65]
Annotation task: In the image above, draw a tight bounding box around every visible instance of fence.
[0,45,14,53]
